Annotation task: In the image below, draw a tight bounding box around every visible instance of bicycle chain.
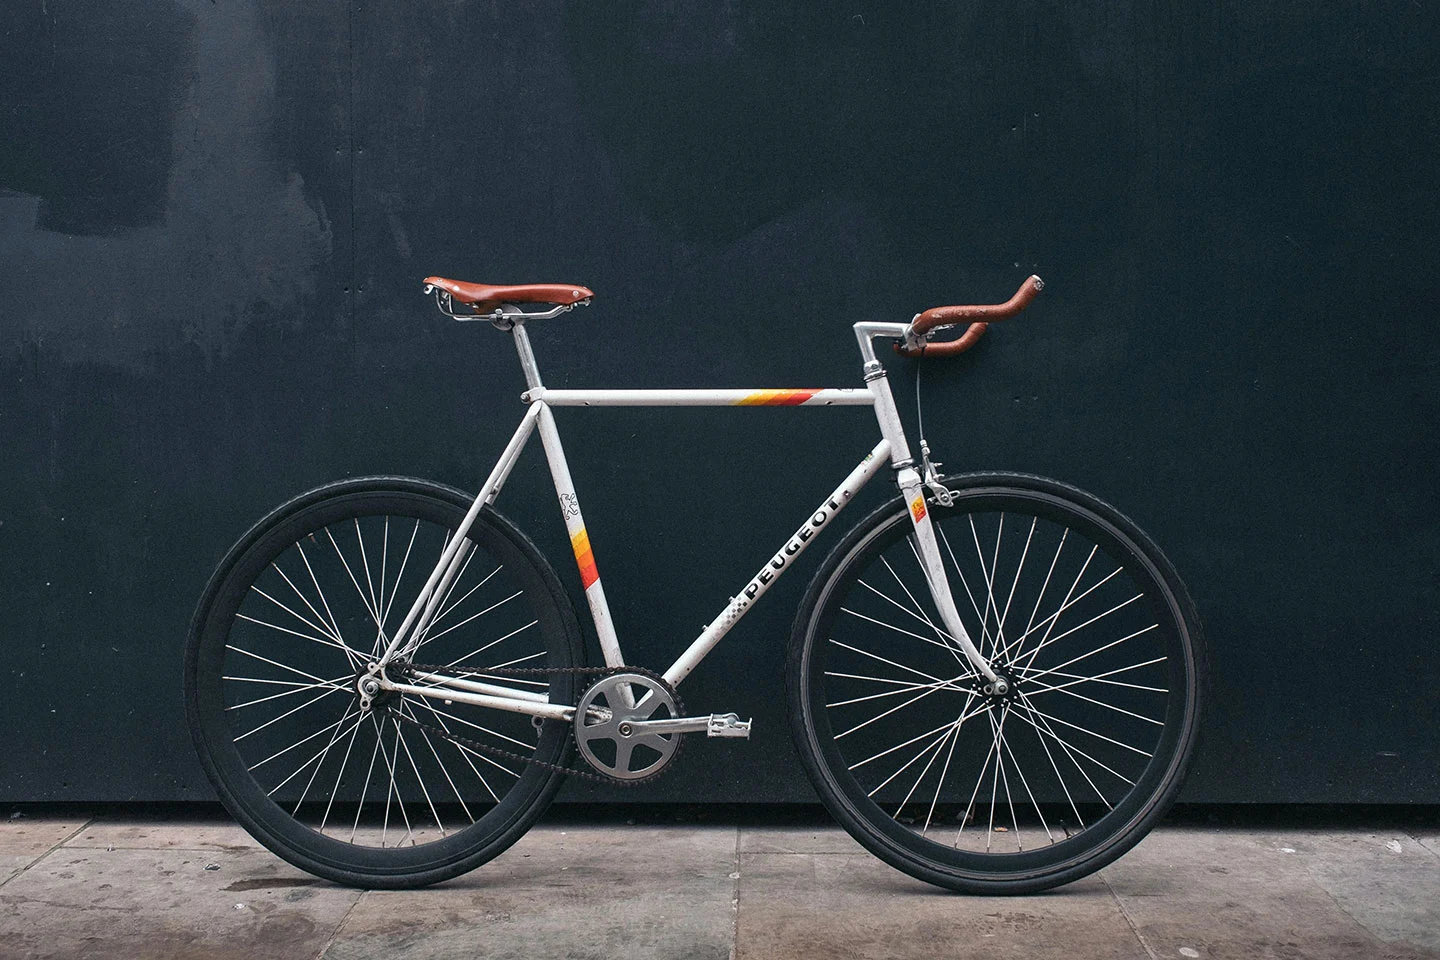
[384,662,684,786]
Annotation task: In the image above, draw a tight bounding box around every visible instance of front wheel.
[184,477,584,888]
[788,473,1205,893]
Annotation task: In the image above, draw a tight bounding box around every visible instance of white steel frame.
[368,315,1003,721]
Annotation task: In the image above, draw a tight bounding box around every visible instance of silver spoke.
[393,720,445,838]
[420,703,537,752]
[378,519,422,651]
[249,709,356,772]
[985,708,1007,851]
[409,697,504,803]
[850,717,971,772]
[325,527,386,636]
[1023,680,1165,726]
[429,563,503,632]
[489,650,545,670]
[350,725,384,843]
[266,709,367,799]
[922,690,977,834]
[1021,528,1068,642]
[416,590,523,646]
[319,707,366,836]
[997,716,1054,844]
[411,544,480,650]
[1011,544,1097,670]
[825,669,968,693]
[1006,559,1125,664]
[929,530,990,647]
[839,606,970,668]
[1020,702,1153,758]
[996,517,1036,654]
[353,518,382,633]
[1021,691,1087,830]
[867,722,961,797]
[397,700,476,822]
[968,513,1007,656]
[827,673,970,708]
[1022,623,1158,684]
[856,577,965,663]
[1010,696,1128,796]
[895,722,955,817]
[260,570,344,645]
[234,685,343,741]
[225,643,336,687]
[877,555,968,667]
[296,540,347,655]
[955,711,1003,843]
[234,613,355,660]
[829,637,949,686]
[226,678,351,713]
[994,707,1022,849]
[1015,660,1168,693]
[835,679,960,740]
[292,701,359,815]
[440,620,540,670]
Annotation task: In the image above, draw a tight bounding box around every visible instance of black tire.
[184,477,583,888]
[788,472,1205,893]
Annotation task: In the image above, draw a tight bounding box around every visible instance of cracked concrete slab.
[320,824,738,960]
[738,823,867,855]
[2,817,1438,959]
[65,816,262,852]
[0,856,37,887]
[1295,830,1440,954]
[735,852,1147,960]
[1102,828,1440,960]
[0,817,91,857]
[0,847,362,960]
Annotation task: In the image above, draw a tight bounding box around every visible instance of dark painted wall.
[1,1,1436,803]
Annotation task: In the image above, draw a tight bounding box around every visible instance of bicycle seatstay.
[379,316,1003,714]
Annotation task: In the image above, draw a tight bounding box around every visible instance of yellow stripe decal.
[734,389,821,406]
[571,527,599,589]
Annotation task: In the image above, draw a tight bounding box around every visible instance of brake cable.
[912,355,955,507]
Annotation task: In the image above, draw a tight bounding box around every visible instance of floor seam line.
[316,888,367,960]
[728,825,741,960]
[0,817,96,890]
[1101,870,1159,960]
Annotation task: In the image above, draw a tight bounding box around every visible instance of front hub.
[981,667,1020,704]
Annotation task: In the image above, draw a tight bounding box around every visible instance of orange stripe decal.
[735,389,821,406]
[571,527,599,589]
[909,496,927,522]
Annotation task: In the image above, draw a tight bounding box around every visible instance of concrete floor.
[0,809,1436,960]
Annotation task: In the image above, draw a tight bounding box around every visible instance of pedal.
[706,713,752,739]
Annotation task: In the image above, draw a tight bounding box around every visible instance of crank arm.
[626,713,753,739]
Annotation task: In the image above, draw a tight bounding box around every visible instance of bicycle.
[184,274,1205,893]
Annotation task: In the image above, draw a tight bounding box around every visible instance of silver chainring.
[574,672,681,781]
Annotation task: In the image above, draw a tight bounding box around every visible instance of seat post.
[511,322,545,391]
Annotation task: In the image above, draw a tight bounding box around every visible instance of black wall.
[1,1,1436,803]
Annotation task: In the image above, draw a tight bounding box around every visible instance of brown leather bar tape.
[894,275,1043,359]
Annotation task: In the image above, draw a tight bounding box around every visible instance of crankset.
[573,672,685,781]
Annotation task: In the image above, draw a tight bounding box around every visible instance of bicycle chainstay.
[384,663,684,786]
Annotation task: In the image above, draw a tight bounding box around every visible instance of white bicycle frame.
[369,314,1002,722]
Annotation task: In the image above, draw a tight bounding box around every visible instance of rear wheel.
[788,473,1204,893]
[184,477,583,888]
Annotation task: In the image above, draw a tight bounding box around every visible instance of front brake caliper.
[919,440,954,508]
